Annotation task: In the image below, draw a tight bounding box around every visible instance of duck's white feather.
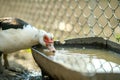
[0,25,39,53]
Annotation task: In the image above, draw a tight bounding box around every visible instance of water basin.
[32,37,120,80]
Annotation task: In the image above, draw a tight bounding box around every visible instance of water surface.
[52,48,120,75]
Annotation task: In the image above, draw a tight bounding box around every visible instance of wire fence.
[0,0,120,80]
[0,0,120,42]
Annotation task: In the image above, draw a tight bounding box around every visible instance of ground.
[0,50,41,80]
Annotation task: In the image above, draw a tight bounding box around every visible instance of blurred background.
[0,0,120,80]
[0,0,120,42]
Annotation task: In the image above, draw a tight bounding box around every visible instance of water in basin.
[51,47,120,76]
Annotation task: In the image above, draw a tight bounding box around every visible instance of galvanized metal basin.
[31,37,120,80]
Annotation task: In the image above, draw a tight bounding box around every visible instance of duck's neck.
[31,30,40,46]
[23,25,40,46]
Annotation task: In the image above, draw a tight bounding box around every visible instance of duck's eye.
[51,38,53,40]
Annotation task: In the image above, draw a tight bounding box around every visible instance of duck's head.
[38,30,56,53]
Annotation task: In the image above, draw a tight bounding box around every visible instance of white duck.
[0,17,56,73]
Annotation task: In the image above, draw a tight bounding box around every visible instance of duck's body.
[0,25,38,53]
[0,17,55,73]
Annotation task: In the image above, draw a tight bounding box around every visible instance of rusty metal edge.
[54,37,106,48]
[55,37,120,53]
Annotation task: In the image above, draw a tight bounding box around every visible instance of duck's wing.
[0,17,28,30]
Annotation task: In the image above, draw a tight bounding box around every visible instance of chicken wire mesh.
[0,0,120,42]
[0,0,120,79]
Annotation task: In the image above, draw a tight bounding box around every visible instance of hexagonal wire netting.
[0,0,120,79]
[0,0,120,42]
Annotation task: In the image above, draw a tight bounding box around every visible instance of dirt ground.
[0,50,41,80]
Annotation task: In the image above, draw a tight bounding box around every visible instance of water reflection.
[50,48,120,76]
